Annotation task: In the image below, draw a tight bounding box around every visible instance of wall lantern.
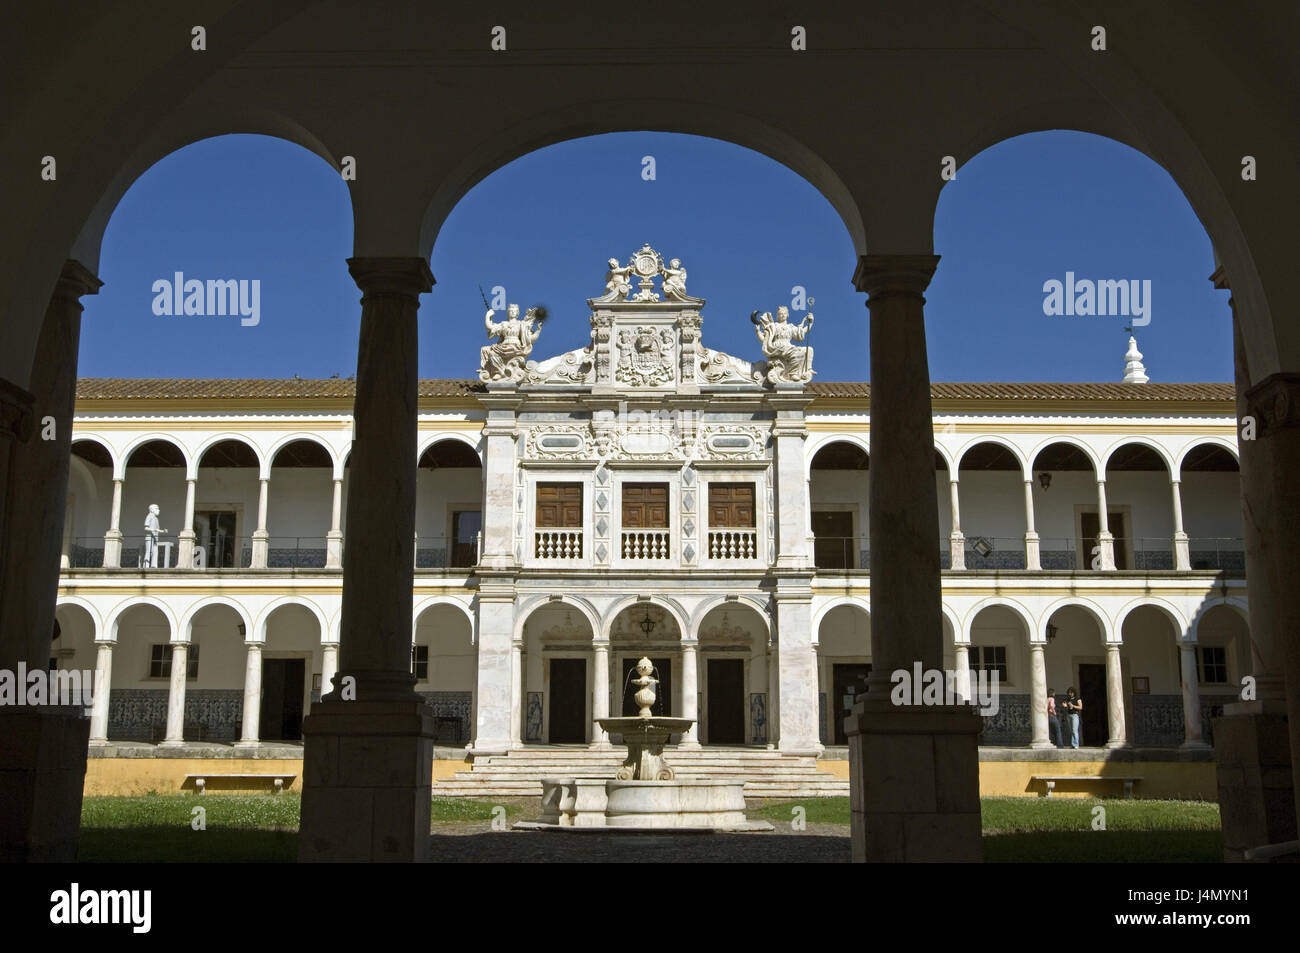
[1046,623,1059,642]
[972,537,994,558]
[639,609,656,637]
[1038,472,1052,490]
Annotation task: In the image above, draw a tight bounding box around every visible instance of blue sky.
[80,130,1230,383]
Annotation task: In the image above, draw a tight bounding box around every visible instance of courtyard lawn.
[78,794,1222,862]
[754,796,1223,862]
[77,794,526,863]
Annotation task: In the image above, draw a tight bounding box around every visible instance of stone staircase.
[434,746,849,798]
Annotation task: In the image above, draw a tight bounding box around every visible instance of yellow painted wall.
[818,759,1217,800]
[84,757,1215,799]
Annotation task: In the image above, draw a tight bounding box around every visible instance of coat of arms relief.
[615,325,675,387]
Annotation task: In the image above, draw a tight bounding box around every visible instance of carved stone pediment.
[525,346,594,385]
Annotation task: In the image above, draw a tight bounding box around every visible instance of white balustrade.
[534,530,583,559]
[707,528,757,560]
[621,530,670,560]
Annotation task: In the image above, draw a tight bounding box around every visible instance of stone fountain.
[520,658,772,831]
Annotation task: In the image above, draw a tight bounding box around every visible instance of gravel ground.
[426,797,850,862]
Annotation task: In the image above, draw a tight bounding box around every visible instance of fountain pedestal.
[600,716,694,781]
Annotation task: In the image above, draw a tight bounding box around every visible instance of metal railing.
[962,536,1028,570]
[416,534,481,569]
[811,536,869,570]
[1187,537,1245,572]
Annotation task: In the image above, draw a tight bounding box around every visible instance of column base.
[1024,531,1041,571]
[250,531,269,570]
[102,531,122,568]
[1105,740,1129,750]
[847,701,983,862]
[1212,709,1296,862]
[325,531,343,569]
[0,706,90,862]
[158,739,187,748]
[1029,740,1057,750]
[233,740,261,752]
[1181,740,1213,751]
[299,697,436,862]
[1173,532,1190,571]
[177,531,196,570]
[949,532,965,571]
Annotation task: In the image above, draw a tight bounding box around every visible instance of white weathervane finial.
[1122,334,1148,384]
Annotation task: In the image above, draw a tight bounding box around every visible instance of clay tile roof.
[75,378,485,399]
[807,381,1234,401]
[73,379,1233,402]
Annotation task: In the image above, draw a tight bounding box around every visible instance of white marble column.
[954,643,972,704]
[176,477,197,568]
[1170,478,1191,570]
[473,589,515,752]
[766,639,779,749]
[776,592,820,753]
[89,641,114,744]
[480,399,520,569]
[680,639,700,748]
[1105,643,1126,747]
[772,398,811,570]
[1029,642,1051,747]
[161,642,189,745]
[1023,479,1042,570]
[1180,642,1207,747]
[251,476,269,568]
[948,478,966,570]
[591,640,611,748]
[321,642,339,697]
[326,477,343,568]
[510,638,524,748]
[237,641,263,747]
[103,477,124,567]
[1095,479,1116,570]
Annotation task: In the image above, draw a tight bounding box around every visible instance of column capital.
[93,639,117,649]
[53,259,103,303]
[0,376,35,443]
[852,254,940,297]
[1245,372,1300,435]
[346,256,434,299]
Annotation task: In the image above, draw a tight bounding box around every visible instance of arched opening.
[120,440,186,569]
[816,604,871,747]
[416,439,483,569]
[67,439,113,567]
[1193,604,1251,742]
[957,442,1026,570]
[413,603,475,745]
[259,603,324,743]
[52,603,97,682]
[1030,442,1101,570]
[194,439,260,569]
[696,603,767,746]
[1105,443,1175,569]
[809,441,868,570]
[1042,605,1109,747]
[1120,605,1184,746]
[107,603,174,742]
[521,603,598,744]
[183,602,247,741]
[1180,444,1244,572]
[268,439,336,569]
[966,605,1030,745]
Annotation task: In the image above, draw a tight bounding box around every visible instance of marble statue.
[479,304,543,383]
[752,306,814,384]
[143,504,167,568]
[597,258,634,302]
[662,258,689,301]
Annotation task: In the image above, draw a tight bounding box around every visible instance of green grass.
[77,794,524,863]
[755,796,1223,862]
[79,794,1224,862]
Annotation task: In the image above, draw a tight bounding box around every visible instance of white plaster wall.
[1181,472,1245,540]
[954,471,1026,547]
[1120,605,1181,694]
[416,606,476,692]
[969,605,1029,693]
[266,467,336,541]
[416,467,484,540]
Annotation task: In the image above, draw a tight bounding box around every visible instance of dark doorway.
[622,657,672,717]
[260,658,305,741]
[832,663,872,744]
[707,658,745,744]
[548,658,587,743]
[1077,663,1108,746]
[1080,511,1128,570]
[813,511,855,569]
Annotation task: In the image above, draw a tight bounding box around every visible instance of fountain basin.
[597,716,694,780]
[528,776,772,831]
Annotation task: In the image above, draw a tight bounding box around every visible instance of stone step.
[431,780,848,797]
[454,766,835,777]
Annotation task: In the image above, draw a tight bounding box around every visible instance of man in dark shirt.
[1062,687,1082,748]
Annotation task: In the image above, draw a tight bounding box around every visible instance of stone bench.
[1032,775,1142,798]
[184,773,297,795]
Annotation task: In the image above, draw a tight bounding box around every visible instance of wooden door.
[621,483,668,528]
[1077,664,1107,746]
[536,483,582,528]
[1080,511,1128,569]
[707,659,746,744]
[548,658,587,743]
[708,483,755,528]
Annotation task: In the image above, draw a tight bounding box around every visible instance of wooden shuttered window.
[621,483,669,529]
[708,483,755,528]
[536,482,582,528]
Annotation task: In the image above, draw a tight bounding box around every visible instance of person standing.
[1047,688,1062,747]
[1063,686,1082,748]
